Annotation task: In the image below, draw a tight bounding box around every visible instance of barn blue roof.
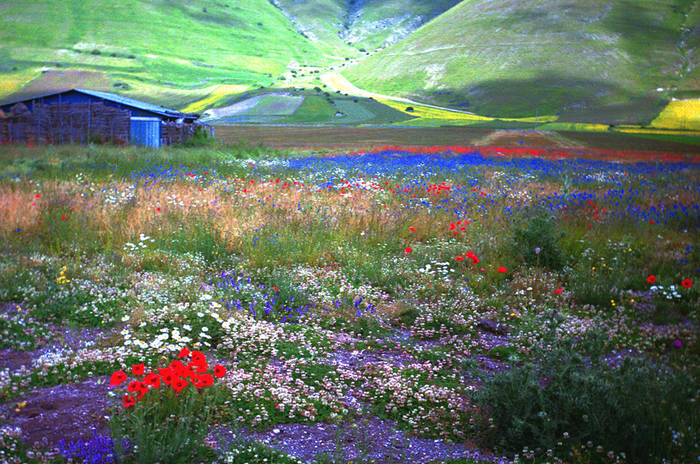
[0,88,199,120]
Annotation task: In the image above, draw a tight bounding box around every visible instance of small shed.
[0,88,208,147]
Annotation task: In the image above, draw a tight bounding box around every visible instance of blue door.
[130,117,161,148]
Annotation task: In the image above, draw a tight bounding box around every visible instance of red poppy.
[409,227,416,232]
[61,215,67,221]
[144,372,161,389]
[647,275,656,284]
[132,363,145,376]
[190,350,206,365]
[35,194,40,199]
[127,380,143,393]
[170,360,186,375]
[681,278,693,289]
[181,365,196,379]
[135,384,148,400]
[189,359,208,374]
[450,223,456,230]
[555,289,564,295]
[159,368,175,386]
[272,286,279,292]
[171,377,188,393]
[498,266,507,273]
[123,394,135,408]
[472,257,480,264]
[456,255,465,261]
[214,364,226,378]
[110,370,127,387]
[198,374,214,388]
[405,247,412,254]
[178,347,190,358]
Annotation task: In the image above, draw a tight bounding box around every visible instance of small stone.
[478,318,509,335]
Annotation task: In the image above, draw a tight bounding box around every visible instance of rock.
[478,318,508,335]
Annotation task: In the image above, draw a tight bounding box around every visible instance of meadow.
[0,140,698,464]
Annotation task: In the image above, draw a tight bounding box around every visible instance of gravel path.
[211,416,509,464]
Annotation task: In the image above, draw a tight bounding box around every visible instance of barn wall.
[0,102,131,145]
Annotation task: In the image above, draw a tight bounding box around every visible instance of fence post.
[87,100,92,143]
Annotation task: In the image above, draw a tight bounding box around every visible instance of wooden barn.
[0,88,211,147]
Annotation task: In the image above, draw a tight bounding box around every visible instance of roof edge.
[0,88,199,119]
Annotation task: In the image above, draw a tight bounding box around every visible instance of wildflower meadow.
[0,142,697,464]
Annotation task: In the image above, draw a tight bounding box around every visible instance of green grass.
[343,0,699,121]
[330,96,415,124]
[620,131,700,146]
[0,0,331,106]
[270,93,412,125]
[277,95,339,123]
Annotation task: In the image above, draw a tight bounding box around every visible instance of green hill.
[1,0,697,126]
[0,0,331,107]
[270,0,461,52]
[343,0,700,123]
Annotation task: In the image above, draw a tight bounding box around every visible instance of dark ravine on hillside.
[269,0,462,50]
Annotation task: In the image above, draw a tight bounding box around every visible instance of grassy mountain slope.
[0,0,330,107]
[679,1,700,93]
[270,0,461,52]
[343,0,700,122]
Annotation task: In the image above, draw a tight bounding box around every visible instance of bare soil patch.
[1,376,111,449]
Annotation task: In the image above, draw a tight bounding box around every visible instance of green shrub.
[180,125,215,148]
[565,237,647,309]
[509,214,565,270]
[476,326,698,463]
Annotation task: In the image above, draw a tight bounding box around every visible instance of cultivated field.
[215,125,700,154]
[0,141,698,464]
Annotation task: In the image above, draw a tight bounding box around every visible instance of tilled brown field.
[214,125,700,155]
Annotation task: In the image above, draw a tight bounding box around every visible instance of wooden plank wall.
[1,102,130,145]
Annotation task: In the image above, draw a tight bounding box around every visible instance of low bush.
[509,213,565,270]
[477,323,698,463]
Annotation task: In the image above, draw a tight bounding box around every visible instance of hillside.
[343,0,700,123]
[1,0,698,128]
[0,0,331,107]
[270,0,461,52]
